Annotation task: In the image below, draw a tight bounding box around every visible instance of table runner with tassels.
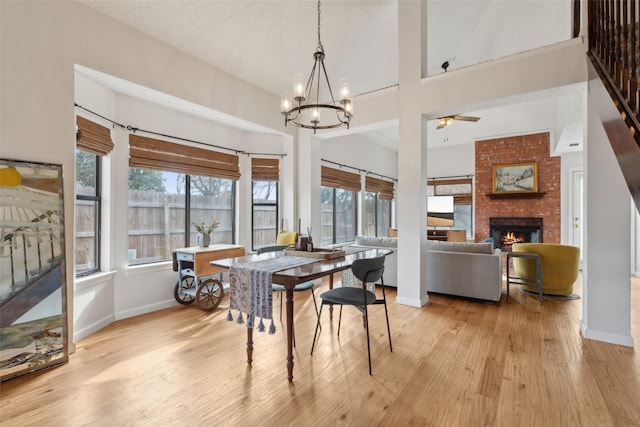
[227,255,317,333]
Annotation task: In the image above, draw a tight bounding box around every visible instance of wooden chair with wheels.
[311,254,392,375]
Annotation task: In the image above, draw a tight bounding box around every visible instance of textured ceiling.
[78,0,581,152]
[80,0,399,98]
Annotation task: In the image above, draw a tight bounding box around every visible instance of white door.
[570,168,584,267]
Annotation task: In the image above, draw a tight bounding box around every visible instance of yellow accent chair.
[511,243,580,296]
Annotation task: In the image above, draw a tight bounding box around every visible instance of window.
[320,166,359,245]
[364,176,394,237]
[127,134,239,265]
[252,181,278,251]
[75,150,100,275]
[427,178,473,240]
[74,116,113,276]
[251,158,279,251]
[364,193,392,237]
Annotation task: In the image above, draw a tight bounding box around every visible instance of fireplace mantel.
[486,192,546,199]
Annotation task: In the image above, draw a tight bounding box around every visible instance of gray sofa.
[347,236,503,301]
[348,235,398,287]
[426,240,503,302]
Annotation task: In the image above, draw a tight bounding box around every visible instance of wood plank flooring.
[1,274,639,426]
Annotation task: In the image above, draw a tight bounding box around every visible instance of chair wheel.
[196,279,224,311]
[174,276,196,305]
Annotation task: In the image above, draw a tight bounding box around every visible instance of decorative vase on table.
[193,219,219,248]
[197,232,211,248]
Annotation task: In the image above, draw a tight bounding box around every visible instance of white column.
[395,1,429,307]
[582,82,633,347]
[280,134,297,232]
[296,129,322,239]
[238,154,251,248]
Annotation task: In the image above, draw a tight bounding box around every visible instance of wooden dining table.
[210,247,393,382]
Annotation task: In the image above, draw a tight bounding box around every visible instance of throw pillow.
[276,230,298,247]
[479,237,495,246]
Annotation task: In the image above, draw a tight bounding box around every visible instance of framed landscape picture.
[492,162,538,194]
[0,158,68,382]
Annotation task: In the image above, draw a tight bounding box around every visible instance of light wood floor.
[1,275,639,426]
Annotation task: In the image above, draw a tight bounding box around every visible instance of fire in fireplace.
[489,217,543,251]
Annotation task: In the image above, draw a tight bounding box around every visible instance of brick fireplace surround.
[475,132,560,244]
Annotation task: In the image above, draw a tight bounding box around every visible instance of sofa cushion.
[354,235,397,248]
[427,240,494,254]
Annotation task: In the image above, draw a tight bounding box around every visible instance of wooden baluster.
[623,0,629,97]
[596,1,604,58]
[630,0,637,112]
[573,0,581,39]
[616,0,623,87]
[604,0,611,68]
[610,0,617,74]
[593,0,602,57]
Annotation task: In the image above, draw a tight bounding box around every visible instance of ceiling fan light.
[439,117,453,128]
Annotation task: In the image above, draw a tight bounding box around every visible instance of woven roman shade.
[321,166,361,192]
[129,134,240,180]
[427,178,472,205]
[251,158,279,181]
[76,116,114,156]
[365,176,394,200]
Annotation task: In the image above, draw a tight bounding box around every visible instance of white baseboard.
[116,299,177,321]
[395,293,429,307]
[74,313,116,342]
[580,320,635,347]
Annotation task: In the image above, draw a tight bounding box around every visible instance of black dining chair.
[310,254,392,375]
[256,245,320,346]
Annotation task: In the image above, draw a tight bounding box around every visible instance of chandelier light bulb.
[294,73,306,101]
[344,100,353,116]
[339,77,351,101]
[281,92,292,114]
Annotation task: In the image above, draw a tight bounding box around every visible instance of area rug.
[519,289,580,300]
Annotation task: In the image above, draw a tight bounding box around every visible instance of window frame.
[321,186,358,245]
[75,149,102,277]
[127,168,237,266]
[251,180,279,252]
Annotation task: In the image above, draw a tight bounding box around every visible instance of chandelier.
[280,0,353,134]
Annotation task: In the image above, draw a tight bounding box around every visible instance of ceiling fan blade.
[452,115,480,122]
[436,122,447,129]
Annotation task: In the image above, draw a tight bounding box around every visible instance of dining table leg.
[246,325,253,366]
[286,287,295,382]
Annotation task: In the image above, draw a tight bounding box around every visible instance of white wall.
[633,206,640,277]
[426,143,475,178]
[322,136,399,180]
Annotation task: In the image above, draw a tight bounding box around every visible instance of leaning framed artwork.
[0,158,68,382]
[492,162,538,194]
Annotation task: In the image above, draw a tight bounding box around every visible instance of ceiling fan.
[436,114,481,129]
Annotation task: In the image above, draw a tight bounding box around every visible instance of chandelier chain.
[317,0,323,51]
